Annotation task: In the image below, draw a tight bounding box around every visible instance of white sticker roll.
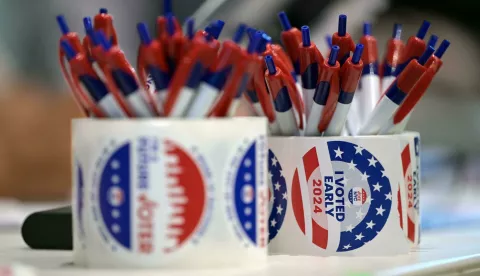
[71,118,268,268]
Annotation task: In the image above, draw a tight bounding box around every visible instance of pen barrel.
[252,60,276,122]
[280,29,302,73]
[331,32,355,64]
[318,70,340,132]
[381,39,405,77]
[395,37,426,75]
[299,44,321,89]
[359,35,378,65]
[94,13,118,46]
[395,60,426,94]
[340,59,363,92]
[61,34,84,55]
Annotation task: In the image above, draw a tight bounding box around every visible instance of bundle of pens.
[57,1,449,138]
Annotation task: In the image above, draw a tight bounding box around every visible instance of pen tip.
[278,11,292,31]
[247,31,262,54]
[185,17,195,40]
[60,40,76,60]
[137,22,152,45]
[233,23,247,43]
[99,8,108,14]
[418,46,435,65]
[363,22,372,36]
[163,0,173,15]
[338,14,347,36]
[56,15,70,35]
[301,26,311,47]
[435,39,450,58]
[265,55,277,75]
[416,20,430,40]
[392,23,402,39]
[325,35,332,48]
[329,46,340,66]
[427,34,438,48]
[352,44,364,64]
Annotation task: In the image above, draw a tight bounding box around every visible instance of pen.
[305,46,340,136]
[136,22,170,108]
[264,56,304,135]
[394,20,430,76]
[427,34,438,49]
[358,46,435,135]
[299,26,324,117]
[61,40,127,118]
[381,40,450,134]
[331,14,355,65]
[93,8,119,46]
[157,0,182,43]
[163,33,218,117]
[324,44,364,136]
[380,23,405,95]
[97,31,160,117]
[83,17,108,83]
[188,24,246,117]
[278,11,304,99]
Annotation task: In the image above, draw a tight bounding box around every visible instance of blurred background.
[0,0,476,229]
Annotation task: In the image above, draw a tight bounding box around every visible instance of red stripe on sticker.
[407,217,415,242]
[397,188,403,229]
[401,144,411,176]
[303,147,319,181]
[292,169,305,234]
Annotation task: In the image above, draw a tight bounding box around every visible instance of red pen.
[394,20,430,76]
[93,8,119,46]
[424,39,450,73]
[381,23,405,93]
[277,11,302,76]
[331,14,355,65]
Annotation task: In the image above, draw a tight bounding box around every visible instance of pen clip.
[94,8,119,46]
[253,65,276,122]
[318,70,340,133]
[283,73,305,130]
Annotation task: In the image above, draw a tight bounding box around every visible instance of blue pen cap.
[265,55,277,75]
[210,20,225,39]
[96,31,112,51]
[247,31,262,54]
[435,39,450,58]
[99,8,108,14]
[166,14,175,36]
[164,0,173,15]
[246,27,257,41]
[363,22,372,36]
[60,40,76,60]
[328,46,340,66]
[325,35,332,48]
[301,26,311,47]
[392,23,402,39]
[278,11,292,31]
[416,20,430,40]
[338,14,347,36]
[256,35,268,53]
[418,46,435,65]
[83,17,93,33]
[137,22,152,45]
[185,17,195,40]
[233,23,247,44]
[427,34,438,48]
[352,44,364,64]
[56,15,70,35]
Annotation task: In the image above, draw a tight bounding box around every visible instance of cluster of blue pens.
[57,2,449,138]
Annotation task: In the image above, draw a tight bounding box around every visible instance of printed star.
[354,145,364,155]
[110,160,120,169]
[244,173,252,182]
[244,158,252,168]
[343,244,352,250]
[280,170,285,178]
[373,182,382,192]
[111,175,120,184]
[366,220,376,229]
[276,205,284,215]
[345,224,354,232]
[271,157,278,167]
[271,219,277,227]
[268,171,273,179]
[334,147,344,159]
[365,196,373,204]
[385,193,392,200]
[339,177,349,185]
[376,205,386,216]
[381,170,387,177]
[347,160,357,170]
[111,209,120,218]
[356,209,365,220]
[361,172,370,182]
[244,207,252,216]
[274,182,281,191]
[368,156,378,167]
[355,233,365,241]
[282,192,288,200]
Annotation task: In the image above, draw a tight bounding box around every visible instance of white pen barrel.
[302,88,315,117]
[92,62,107,83]
[358,74,381,123]
[324,102,351,136]
[382,76,396,95]
[305,103,324,136]
[227,99,241,117]
[358,96,399,135]
[276,109,298,136]
[126,91,155,117]
[269,120,281,135]
[187,83,218,117]
[169,87,196,117]
[379,113,410,135]
[98,94,127,118]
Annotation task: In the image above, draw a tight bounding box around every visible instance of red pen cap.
[317,46,341,132]
[393,67,436,123]
[340,45,364,92]
[251,57,276,122]
[424,39,450,73]
[399,21,430,64]
[299,26,324,76]
[94,8,119,46]
[278,12,302,72]
[331,15,355,63]
[383,24,405,67]
[359,23,378,65]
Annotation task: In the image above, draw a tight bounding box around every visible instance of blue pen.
[60,40,127,118]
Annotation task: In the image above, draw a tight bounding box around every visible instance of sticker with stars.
[268,149,287,242]
[327,141,392,252]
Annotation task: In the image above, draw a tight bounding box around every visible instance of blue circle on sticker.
[268,149,287,242]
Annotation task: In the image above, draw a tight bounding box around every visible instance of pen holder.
[71,118,268,268]
[267,132,420,256]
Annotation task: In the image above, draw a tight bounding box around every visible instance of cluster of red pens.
[57,3,449,138]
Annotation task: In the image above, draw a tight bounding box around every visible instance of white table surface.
[1,227,480,276]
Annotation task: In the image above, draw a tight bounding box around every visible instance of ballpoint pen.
[163,14,188,74]
[381,24,405,94]
[157,0,182,42]
[381,40,450,134]
[299,26,324,117]
[93,8,119,46]
[137,22,170,107]
[83,17,108,83]
[163,33,218,117]
[188,24,246,117]
[358,46,435,135]
[264,56,304,136]
[61,40,127,118]
[97,31,160,117]
[394,20,430,76]
[305,46,340,136]
[332,14,355,65]
[324,44,364,136]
